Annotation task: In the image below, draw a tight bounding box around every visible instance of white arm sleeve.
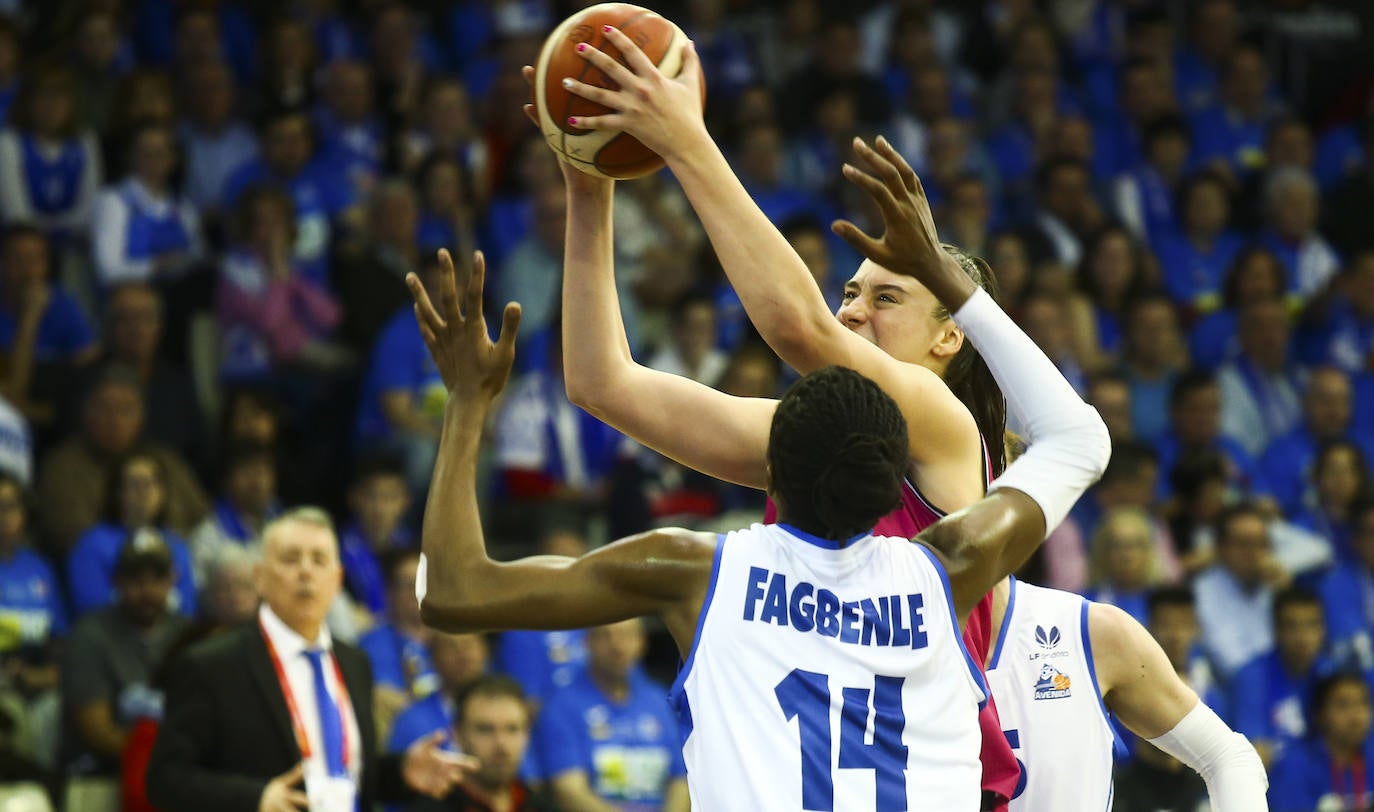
[951,288,1111,536]
[1148,701,1269,811]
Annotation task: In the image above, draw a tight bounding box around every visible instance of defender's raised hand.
[560,26,706,161]
[831,136,974,304]
[406,248,521,404]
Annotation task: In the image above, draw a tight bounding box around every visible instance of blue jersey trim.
[778,523,869,549]
[668,533,727,745]
[1080,600,1115,735]
[915,544,989,709]
[988,575,1017,671]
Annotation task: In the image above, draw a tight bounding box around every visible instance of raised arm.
[407,249,715,649]
[1090,603,1269,810]
[555,154,775,489]
[559,35,978,476]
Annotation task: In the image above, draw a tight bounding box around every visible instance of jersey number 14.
[775,669,908,811]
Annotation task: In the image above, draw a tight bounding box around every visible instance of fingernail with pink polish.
[568,116,578,126]
[576,43,587,53]
[602,24,613,32]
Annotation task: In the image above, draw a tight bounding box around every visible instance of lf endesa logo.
[1026,625,1070,662]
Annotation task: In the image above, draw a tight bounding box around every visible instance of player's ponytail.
[768,367,909,541]
[938,245,1008,477]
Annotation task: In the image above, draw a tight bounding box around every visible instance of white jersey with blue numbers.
[670,523,987,812]
[985,578,1115,811]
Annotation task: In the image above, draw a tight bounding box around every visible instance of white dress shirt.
[258,604,363,792]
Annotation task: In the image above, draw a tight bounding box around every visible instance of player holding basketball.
[410,209,1110,810]
[535,49,1021,812]
[552,26,1267,810]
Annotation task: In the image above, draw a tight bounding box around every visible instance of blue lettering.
[859,598,890,646]
[761,573,789,626]
[790,582,817,632]
[840,601,861,644]
[816,590,840,637]
[744,567,768,620]
[907,594,928,649]
[889,595,911,648]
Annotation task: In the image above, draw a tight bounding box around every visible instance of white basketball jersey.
[986,578,1115,811]
[671,523,986,812]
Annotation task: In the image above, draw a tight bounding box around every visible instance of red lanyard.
[1330,754,1366,811]
[259,618,354,770]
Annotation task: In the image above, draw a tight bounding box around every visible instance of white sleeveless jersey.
[671,523,986,812]
[986,578,1115,811]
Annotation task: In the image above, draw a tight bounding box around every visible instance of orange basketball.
[533,3,701,179]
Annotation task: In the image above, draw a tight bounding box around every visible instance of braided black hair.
[768,366,910,541]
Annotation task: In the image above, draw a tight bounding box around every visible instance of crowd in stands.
[0,0,1370,809]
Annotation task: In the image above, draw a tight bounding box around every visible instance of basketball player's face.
[838,262,949,368]
[257,520,343,636]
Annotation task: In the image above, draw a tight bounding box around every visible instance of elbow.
[418,597,483,634]
[1080,405,1112,482]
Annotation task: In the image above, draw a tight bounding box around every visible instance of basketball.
[533,3,700,179]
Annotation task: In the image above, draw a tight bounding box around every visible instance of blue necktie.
[303,649,347,777]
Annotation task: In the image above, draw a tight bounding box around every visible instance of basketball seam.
[559,9,654,168]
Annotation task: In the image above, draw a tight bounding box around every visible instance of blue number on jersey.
[775,669,909,811]
[1004,728,1028,800]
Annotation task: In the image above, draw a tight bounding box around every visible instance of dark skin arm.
[407,250,715,658]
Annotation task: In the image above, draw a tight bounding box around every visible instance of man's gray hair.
[262,507,337,548]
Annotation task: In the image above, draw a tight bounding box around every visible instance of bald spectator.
[37,366,208,553]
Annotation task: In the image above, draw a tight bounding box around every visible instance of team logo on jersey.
[1034,625,1061,650]
[1033,664,1072,700]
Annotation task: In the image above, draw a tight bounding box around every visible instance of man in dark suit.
[146,507,470,812]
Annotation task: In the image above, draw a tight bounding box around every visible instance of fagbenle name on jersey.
[743,567,930,649]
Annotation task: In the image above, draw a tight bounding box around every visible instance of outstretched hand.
[406,249,521,406]
[831,136,965,288]
[558,26,707,161]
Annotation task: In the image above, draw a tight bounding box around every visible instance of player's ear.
[931,322,964,359]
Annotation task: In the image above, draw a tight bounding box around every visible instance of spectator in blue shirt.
[178,60,258,220]
[1113,116,1191,250]
[0,470,65,691]
[360,549,439,704]
[1119,294,1187,444]
[1294,440,1373,564]
[1156,170,1245,314]
[1084,506,1165,626]
[222,107,357,285]
[67,452,197,618]
[1319,500,1374,671]
[314,60,384,202]
[387,630,490,753]
[1190,246,1288,371]
[188,441,281,584]
[0,65,103,239]
[497,527,591,711]
[1195,503,1285,679]
[0,224,98,429]
[90,120,203,290]
[1268,672,1374,811]
[1155,369,1266,501]
[1232,588,1339,768]
[1260,367,1374,517]
[1258,167,1341,302]
[1188,45,1283,174]
[0,225,97,365]
[1217,299,1306,459]
[534,619,688,812]
[339,454,413,617]
[1173,0,1239,114]
[354,253,447,493]
[1298,250,1374,375]
[1069,224,1153,373]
